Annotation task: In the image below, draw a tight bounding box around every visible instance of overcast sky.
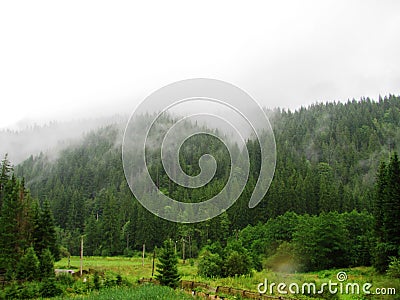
[1,0,400,129]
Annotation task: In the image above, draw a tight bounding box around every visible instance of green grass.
[55,257,400,299]
[51,284,195,300]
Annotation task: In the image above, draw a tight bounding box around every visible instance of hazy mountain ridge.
[10,95,400,256]
[0,115,128,165]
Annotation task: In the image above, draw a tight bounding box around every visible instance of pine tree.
[16,246,40,281]
[373,153,400,272]
[383,152,400,246]
[33,199,60,260]
[0,175,25,276]
[39,248,55,280]
[0,154,13,210]
[156,239,181,289]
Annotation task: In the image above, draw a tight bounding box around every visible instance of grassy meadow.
[54,256,400,299]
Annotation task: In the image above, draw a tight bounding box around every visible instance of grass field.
[51,285,195,300]
[54,256,400,299]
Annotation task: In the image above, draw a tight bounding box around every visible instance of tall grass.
[51,284,195,300]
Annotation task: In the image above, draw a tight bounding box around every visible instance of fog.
[0,115,128,165]
[1,1,400,163]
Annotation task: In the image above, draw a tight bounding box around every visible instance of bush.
[387,256,400,278]
[93,271,101,290]
[223,250,252,277]
[198,251,223,277]
[40,278,63,298]
[19,281,41,299]
[56,273,75,287]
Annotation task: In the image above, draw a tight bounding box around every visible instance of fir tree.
[373,152,400,272]
[39,248,55,280]
[33,199,60,261]
[156,239,181,289]
[16,246,40,281]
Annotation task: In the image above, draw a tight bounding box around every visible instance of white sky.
[1,0,400,129]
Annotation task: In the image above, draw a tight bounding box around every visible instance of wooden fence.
[138,278,289,300]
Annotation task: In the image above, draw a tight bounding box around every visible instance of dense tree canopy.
[9,95,400,274]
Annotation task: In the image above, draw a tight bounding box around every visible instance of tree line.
[0,155,62,296]
[11,94,400,275]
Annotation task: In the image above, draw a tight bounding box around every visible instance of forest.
[1,95,400,298]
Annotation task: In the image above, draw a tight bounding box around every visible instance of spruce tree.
[0,175,24,277]
[383,152,400,246]
[373,153,400,272]
[34,199,60,261]
[156,239,181,289]
[39,248,55,280]
[16,246,40,281]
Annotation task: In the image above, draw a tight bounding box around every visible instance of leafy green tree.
[294,212,350,271]
[156,239,181,289]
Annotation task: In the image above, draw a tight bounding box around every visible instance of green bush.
[198,251,223,277]
[19,281,41,299]
[40,278,63,298]
[223,250,252,277]
[387,256,400,278]
[93,271,101,290]
[56,272,75,287]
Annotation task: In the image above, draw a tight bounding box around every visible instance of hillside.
[13,95,400,258]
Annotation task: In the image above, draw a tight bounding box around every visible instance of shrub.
[56,273,75,287]
[223,250,252,277]
[93,271,101,290]
[198,251,223,277]
[40,278,63,297]
[387,256,400,278]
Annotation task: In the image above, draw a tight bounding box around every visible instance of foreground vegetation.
[51,256,400,299]
[51,285,195,300]
[1,96,400,298]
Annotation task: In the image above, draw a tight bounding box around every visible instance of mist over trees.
[8,94,400,274]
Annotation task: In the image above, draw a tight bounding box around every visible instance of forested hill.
[14,95,400,256]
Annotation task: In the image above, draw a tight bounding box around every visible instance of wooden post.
[151,249,156,277]
[182,238,185,264]
[142,244,145,267]
[189,235,192,259]
[80,235,83,276]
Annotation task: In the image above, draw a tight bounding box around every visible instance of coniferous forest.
[1,95,400,297]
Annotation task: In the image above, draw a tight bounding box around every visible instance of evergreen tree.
[0,175,25,276]
[39,248,55,280]
[383,152,400,246]
[373,153,400,272]
[33,199,60,260]
[156,239,181,289]
[16,246,40,281]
